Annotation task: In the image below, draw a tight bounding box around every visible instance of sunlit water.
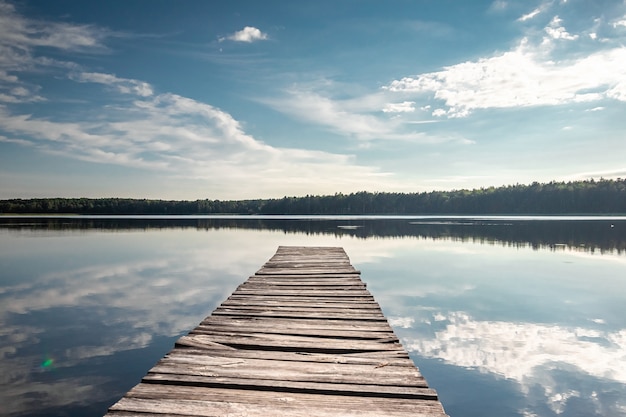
[1,216,625,417]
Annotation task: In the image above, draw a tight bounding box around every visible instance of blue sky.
[1,0,625,200]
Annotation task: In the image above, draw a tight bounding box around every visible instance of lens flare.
[41,357,54,369]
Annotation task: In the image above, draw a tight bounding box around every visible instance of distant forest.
[1,179,625,215]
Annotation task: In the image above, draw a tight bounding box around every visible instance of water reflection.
[2,215,625,253]
[0,229,278,416]
[0,217,625,417]
[365,238,626,417]
[400,313,626,416]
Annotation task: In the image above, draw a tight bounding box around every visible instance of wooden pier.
[105,246,448,416]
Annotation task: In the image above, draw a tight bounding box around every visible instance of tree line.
[1,179,625,215]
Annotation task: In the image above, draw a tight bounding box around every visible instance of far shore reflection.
[2,215,625,254]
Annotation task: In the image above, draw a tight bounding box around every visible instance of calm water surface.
[1,216,625,417]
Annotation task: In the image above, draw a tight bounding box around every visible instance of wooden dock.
[105,246,448,416]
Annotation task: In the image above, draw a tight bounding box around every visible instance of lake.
[1,215,625,417]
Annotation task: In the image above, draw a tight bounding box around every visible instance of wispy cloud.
[72,72,154,97]
[0,1,108,53]
[0,0,109,103]
[488,1,508,13]
[518,7,543,22]
[0,3,400,198]
[0,83,397,197]
[262,87,437,143]
[565,167,626,181]
[219,26,268,43]
[0,86,44,103]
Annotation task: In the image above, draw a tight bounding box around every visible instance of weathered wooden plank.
[111,388,446,417]
[221,299,382,309]
[214,306,386,317]
[153,354,427,386]
[231,289,374,296]
[246,276,362,281]
[174,334,408,358]
[125,384,446,412]
[232,284,368,291]
[226,294,378,303]
[256,268,361,275]
[188,329,398,345]
[210,311,388,321]
[162,349,414,368]
[252,272,360,276]
[175,333,404,353]
[200,316,395,331]
[142,373,438,400]
[216,302,382,315]
[168,347,413,364]
[191,324,398,340]
[147,365,427,390]
[226,295,375,302]
[241,281,367,288]
[104,246,448,417]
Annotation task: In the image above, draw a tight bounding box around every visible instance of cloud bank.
[383,2,626,118]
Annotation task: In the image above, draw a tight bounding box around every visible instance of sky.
[1,0,625,200]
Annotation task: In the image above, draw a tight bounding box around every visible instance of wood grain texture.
[104,246,448,416]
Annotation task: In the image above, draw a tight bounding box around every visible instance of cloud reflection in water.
[0,229,277,415]
[386,291,626,415]
[1,220,625,416]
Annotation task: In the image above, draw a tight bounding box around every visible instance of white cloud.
[10,86,29,96]
[0,0,109,103]
[0,85,399,197]
[382,2,626,121]
[385,37,626,117]
[0,3,401,198]
[382,101,415,113]
[73,72,154,97]
[518,7,543,22]
[0,70,18,83]
[545,16,579,40]
[612,18,626,28]
[0,91,44,103]
[220,26,268,43]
